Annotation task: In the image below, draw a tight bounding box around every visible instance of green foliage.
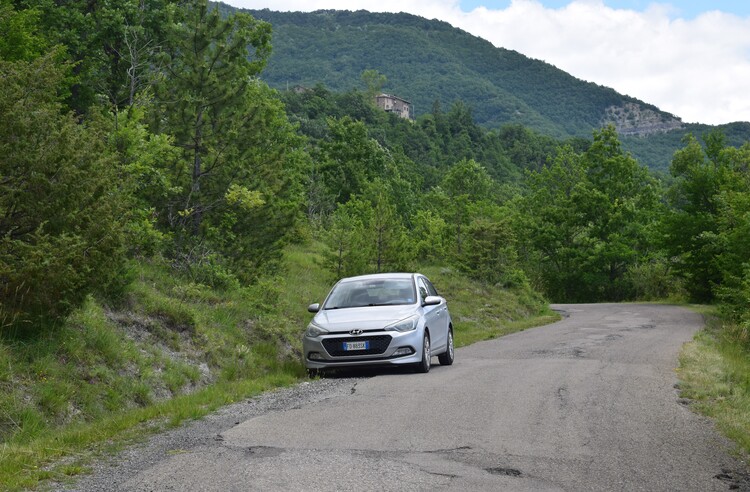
[361,181,415,273]
[0,0,46,62]
[621,122,750,172]
[282,87,553,192]
[0,55,127,330]
[678,314,750,456]
[152,0,271,236]
[206,81,310,281]
[361,68,386,102]
[322,198,375,278]
[147,3,307,282]
[460,212,526,288]
[517,127,662,301]
[412,210,449,262]
[110,106,180,258]
[624,255,683,301]
[25,0,177,112]
[660,132,750,303]
[322,180,415,277]
[317,116,388,203]
[436,158,496,258]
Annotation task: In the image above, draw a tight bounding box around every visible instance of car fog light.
[393,347,414,356]
[308,352,323,360]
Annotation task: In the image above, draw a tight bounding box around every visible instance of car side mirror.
[422,296,442,307]
[307,303,320,313]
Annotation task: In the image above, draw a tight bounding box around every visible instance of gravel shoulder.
[52,378,359,491]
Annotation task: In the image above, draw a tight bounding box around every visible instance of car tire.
[415,332,431,373]
[438,328,454,366]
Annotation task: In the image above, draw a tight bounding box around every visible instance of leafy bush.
[625,256,683,301]
[0,55,127,331]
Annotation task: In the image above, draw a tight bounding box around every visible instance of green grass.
[0,240,555,490]
[678,307,750,457]
[420,265,559,346]
[0,373,299,491]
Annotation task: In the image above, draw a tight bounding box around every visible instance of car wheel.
[438,328,454,366]
[415,332,431,373]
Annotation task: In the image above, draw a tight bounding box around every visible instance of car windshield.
[323,278,416,309]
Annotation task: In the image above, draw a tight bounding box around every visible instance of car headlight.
[305,321,328,338]
[385,315,419,332]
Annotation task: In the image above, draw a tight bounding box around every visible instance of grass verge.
[677,307,750,457]
[0,373,299,490]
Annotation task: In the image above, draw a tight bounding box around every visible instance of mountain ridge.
[215,3,749,169]
[226,6,684,137]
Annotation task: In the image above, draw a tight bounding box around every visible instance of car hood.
[314,305,418,332]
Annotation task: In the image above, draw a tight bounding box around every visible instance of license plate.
[344,341,369,351]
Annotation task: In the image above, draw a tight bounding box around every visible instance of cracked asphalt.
[58,304,749,491]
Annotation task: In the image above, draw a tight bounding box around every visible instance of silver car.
[303,273,454,375]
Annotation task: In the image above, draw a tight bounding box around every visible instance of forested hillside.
[2,1,750,487]
[622,121,750,171]
[218,4,750,170]
[227,7,667,138]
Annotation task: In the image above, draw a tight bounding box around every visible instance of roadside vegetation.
[1,0,749,489]
[678,309,750,456]
[0,242,554,490]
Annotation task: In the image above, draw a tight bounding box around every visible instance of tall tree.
[661,132,728,302]
[713,143,750,321]
[516,145,590,300]
[360,68,386,102]
[438,158,494,256]
[324,199,373,279]
[152,0,271,237]
[317,116,388,204]
[24,0,176,112]
[581,126,662,299]
[361,180,414,273]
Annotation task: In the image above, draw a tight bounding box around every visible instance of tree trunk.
[192,109,203,236]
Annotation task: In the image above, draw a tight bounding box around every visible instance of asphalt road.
[63,303,749,491]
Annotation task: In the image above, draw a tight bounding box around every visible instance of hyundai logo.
[350,329,363,336]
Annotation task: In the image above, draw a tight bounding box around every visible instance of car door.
[418,276,449,352]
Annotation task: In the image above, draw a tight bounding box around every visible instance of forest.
[1,0,750,485]
[2,0,750,358]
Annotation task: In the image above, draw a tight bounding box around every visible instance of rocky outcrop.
[602,103,683,136]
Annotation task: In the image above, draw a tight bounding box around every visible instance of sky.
[224,1,750,125]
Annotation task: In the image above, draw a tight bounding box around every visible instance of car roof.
[339,273,418,283]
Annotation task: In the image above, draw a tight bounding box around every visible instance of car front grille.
[322,335,392,357]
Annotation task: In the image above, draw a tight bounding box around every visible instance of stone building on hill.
[375,93,414,120]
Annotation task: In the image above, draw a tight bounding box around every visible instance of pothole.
[245,446,285,458]
[486,467,522,477]
[715,468,750,490]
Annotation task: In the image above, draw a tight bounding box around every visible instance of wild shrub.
[0,55,127,332]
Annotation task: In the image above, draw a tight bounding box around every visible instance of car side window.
[417,278,429,300]
[424,278,439,297]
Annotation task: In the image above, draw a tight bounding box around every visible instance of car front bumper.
[303,328,424,369]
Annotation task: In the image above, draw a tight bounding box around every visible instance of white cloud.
[227,0,750,124]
